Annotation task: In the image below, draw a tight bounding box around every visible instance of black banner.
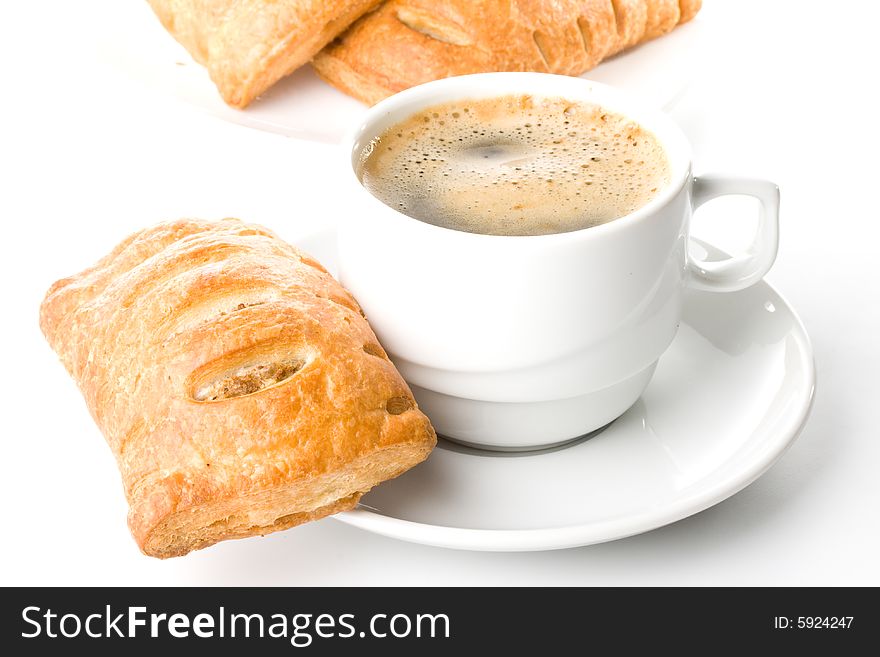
[2,587,875,653]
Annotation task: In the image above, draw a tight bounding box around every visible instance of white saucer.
[97,1,704,143]
[297,230,815,551]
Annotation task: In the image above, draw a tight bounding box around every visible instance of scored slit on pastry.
[40,218,436,558]
[312,0,702,105]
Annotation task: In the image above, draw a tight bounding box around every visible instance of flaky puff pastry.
[40,219,435,558]
[147,0,382,107]
[312,0,701,105]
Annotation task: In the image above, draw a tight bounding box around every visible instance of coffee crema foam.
[358,95,671,236]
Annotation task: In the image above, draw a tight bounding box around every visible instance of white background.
[2,0,878,585]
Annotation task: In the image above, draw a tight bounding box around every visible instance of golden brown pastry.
[312,0,701,105]
[40,218,435,558]
[147,0,382,107]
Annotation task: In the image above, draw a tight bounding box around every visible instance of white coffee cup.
[338,73,779,451]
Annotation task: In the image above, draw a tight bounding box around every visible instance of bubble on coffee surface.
[357,95,671,236]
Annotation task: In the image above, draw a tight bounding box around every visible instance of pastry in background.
[40,218,436,558]
[313,0,701,105]
[147,0,382,107]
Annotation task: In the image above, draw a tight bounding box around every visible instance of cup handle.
[687,175,780,292]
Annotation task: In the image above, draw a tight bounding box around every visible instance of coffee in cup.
[357,94,670,236]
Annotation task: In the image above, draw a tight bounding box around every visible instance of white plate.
[97,1,704,144]
[296,230,816,551]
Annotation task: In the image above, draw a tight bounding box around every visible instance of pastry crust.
[147,0,382,107]
[40,218,436,558]
[312,0,702,105]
